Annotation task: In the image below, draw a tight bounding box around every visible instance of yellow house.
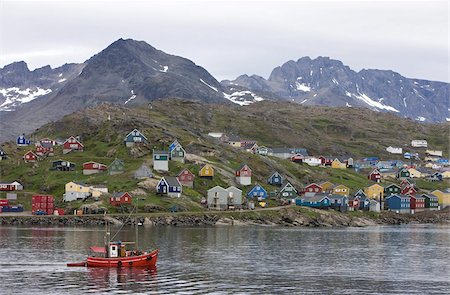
[431,190,450,208]
[442,171,450,179]
[319,181,334,192]
[331,159,346,169]
[64,182,108,201]
[332,184,350,196]
[227,140,242,148]
[199,164,215,177]
[65,181,90,193]
[364,184,384,199]
[408,168,423,178]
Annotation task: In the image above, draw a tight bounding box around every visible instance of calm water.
[0,224,449,294]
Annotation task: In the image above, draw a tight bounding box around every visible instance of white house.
[425,150,443,157]
[411,140,427,148]
[153,150,169,171]
[386,146,403,154]
[303,156,322,166]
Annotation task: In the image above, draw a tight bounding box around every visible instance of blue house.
[427,172,443,182]
[17,134,31,146]
[267,171,284,186]
[354,189,367,198]
[247,184,268,200]
[295,194,331,208]
[329,195,349,209]
[0,147,7,160]
[124,129,148,147]
[156,176,182,198]
[385,194,410,213]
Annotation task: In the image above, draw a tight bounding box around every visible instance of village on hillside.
[0,129,449,216]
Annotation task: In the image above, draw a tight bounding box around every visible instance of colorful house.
[124,129,148,147]
[63,136,84,154]
[411,140,427,148]
[247,184,268,200]
[82,161,107,175]
[329,195,349,210]
[303,156,322,166]
[23,150,38,163]
[427,172,443,182]
[364,184,384,200]
[199,164,214,178]
[0,181,23,191]
[51,160,75,171]
[267,171,284,186]
[278,182,298,199]
[410,195,425,212]
[400,184,417,196]
[408,168,424,178]
[17,134,31,146]
[134,163,153,179]
[177,168,195,188]
[396,167,410,179]
[331,158,347,169]
[156,176,182,198]
[236,164,252,186]
[384,183,401,197]
[35,141,54,157]
[368,168,382,183]
[430,190,450,208]
[421,194,439,210]
[295,194,331,208]
[369,199,381,212]
[354,189,367,198]
[319,156,333,166]
[207,186,242,210]
[169,140,186,163]
[290,153,304,163]
[348,196,360,211]
[63,182,91,202]
[303,183,323,194]
[385,194,411,213]
[442,171,450,179]
[331,184,350,196]
[319,181,334,192]
[108,158,124,175]
[256,146,269,156]
[0,147,7,160]
[153,150,169,171]
[110,192,133,206]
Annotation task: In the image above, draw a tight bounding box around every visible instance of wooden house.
[199,164,214,178]
[396,167,410,179]
[0,147,7,160]
[425,150,443,157]
[354,189,367,198]
[63,182,91,202]
[23,150,38,163]
[364,184,384,200]
[110,192,133,206]
[256,146,269,156]
[295,194,331,208]
[124,129,148,147]
[207,186,242,210]
[441,171,450,179]
[51,159,75,171]
[400,178,415,188]
[426,172,443,182]
[407,168,424,178]
[169,140,186,163]
[329,195,349,210]
[331,158,347,169]
[16,134,31,146]
[35,141,54,157]
[410,195,425,212]
[384,183,401,197]
[267,171,284,186]
[421,194,439,210]
[242,142,258,153]
[290,153,304,163]
[303,183,323,194]
[303,156,321,166]
[235,164,252,186]
[108,158,124,175]
[153,150,169,171]
[348,196,360,211]
[278,182,298,199]
[331,184,350,196]
[368,168,382,183]
[385,194,410,213]
[356,195,371,211]
[82,161,107,175]
[177,168,195,188]
[63,136,84,154]
[247,184,268,200]
[430,190,450,208]
[400,184,417,196]
[319,156,333,166]
[386,146,402,154]
[0,181,23,191]
[369,199,381,212]
[411,140,427,148]
[319,181,334,192]
[156,176,182,198]
[134,163,153,179]
[269,148,308,159]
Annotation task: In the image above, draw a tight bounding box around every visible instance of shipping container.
[47,196,55,202]
[0,199,9,206]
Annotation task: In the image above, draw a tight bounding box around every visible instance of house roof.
[64,136,84,147]
[125,129,148,141]
[163,176,181,187]
[384,183,400,189]
[421,194,439,200]
[112,192,130,198]
[177,168,194,177]
[329,194,348,201]
[301,193,330,202]
[153,150,169,155]
[281,182,297,192]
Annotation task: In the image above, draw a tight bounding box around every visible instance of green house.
[384,183,401,197]
[108,158,125,175]
[396,167,410,179]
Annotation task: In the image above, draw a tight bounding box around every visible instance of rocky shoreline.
[0,207,449,227]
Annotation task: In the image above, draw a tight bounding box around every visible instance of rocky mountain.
[222,56,449,122]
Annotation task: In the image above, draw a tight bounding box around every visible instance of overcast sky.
[0,0,448,82]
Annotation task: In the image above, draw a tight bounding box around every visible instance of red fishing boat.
[68,216,159,268]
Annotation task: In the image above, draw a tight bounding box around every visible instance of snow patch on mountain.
[200,79,218,92]
[124,90,136,104]
[295,82,311,92]
[223,90,264,106]
[159,65,169,73]
[353,92,399,113]
[0,87,52,111]
[416,116,426,122]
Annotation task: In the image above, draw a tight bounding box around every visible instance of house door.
[163,186,167,193]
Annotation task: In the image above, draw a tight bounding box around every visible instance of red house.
[410,195,425,212]
[236,164,252,185]
[302,183,323,194]
[35,144,54,157]
[177,168,195,188]
[291,153,304,163]
[63,136,84,154]
[368,168,382,183]
[348,197,360,210]
[23,150,38,162]
[83,161,107,175]
[401,184,417,195]
[110,192,133,206]
[319,156,333,166]
[0,183,14,191]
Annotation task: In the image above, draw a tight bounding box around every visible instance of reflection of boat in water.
[86,266,158,289]
[68,213,158,268]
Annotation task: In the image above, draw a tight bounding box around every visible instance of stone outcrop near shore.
[0,207,448,227]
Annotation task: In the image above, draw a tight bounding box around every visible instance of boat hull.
[86,249,159,268]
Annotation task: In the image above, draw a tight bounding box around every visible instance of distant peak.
[2,61,29,72]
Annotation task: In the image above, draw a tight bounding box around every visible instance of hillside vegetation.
[0,99,448,212]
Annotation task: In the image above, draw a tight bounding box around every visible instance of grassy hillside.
[0,99,448,212]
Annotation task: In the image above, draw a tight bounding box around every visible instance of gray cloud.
[0,0,448,82]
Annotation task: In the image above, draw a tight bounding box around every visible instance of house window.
[315,188,319,192]
[155,155,160,160]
